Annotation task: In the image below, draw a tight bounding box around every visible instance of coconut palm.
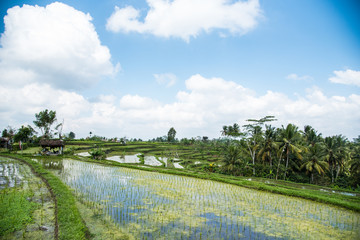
[276,124,303,180]
[258,125,278,169]
[324,135,350,183]
[303,125,322,146]
[301,143,328,184]
[222,144,243,176]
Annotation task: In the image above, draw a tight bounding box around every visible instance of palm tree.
[258,125,278,169]
[222,144,242,176]
[349,143,360,186]
[276,124,303,180]
[301,143,328,184]
[324,135,350,183]
[221,123,241,138]
[244,125,263,176]
[221,125,228,137]
[303,125,322,146]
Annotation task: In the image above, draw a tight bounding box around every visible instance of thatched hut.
[39,139,64,148]
[39,139,65,154]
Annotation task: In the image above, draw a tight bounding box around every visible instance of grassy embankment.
[0,154,89,240]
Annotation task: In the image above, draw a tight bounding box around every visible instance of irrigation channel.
[0,157,55,239]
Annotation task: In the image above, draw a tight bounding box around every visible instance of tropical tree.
[2,126,15,139]
[303,125,322,146]
[276,124,303,180]
[13,125,36,143]
[301,143,328,184]
[243,116,276,176]
[33,109,61,138]
[222,144,243,176]
[258,125,278,169]
[167,127,177,142]
[68,131,76,140]
[221,123,241,138]
[348,139,360,187]
[324,135,350,183]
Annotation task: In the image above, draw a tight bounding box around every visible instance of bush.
[63,147,75,155]
[12,142,28,151]
[89,148,106,160]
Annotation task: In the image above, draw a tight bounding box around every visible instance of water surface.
[51,159,360,240]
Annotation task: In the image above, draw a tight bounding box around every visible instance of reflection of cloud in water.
[75,152,91,157]
[106,154,164,166]
[144,156,162,166]
[173,162,183,169]
[106,154,141,164]
[60,159,133,187]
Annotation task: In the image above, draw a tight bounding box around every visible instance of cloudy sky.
[0,0,359,140]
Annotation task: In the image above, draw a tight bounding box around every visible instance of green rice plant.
[50,159,360,240]
[0,188,37,236]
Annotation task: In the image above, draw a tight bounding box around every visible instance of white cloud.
[1,74,359,140]
[106,0,262,41]
[154,73,177,87]
[0,2,117,90]
[286,73,313,81]
[329,69,360,87]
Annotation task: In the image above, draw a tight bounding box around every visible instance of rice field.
[51,159,360,240]
[0,157,55,239]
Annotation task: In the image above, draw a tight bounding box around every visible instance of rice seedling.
[49,159,360,240]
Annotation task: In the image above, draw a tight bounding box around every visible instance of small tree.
[68,131,76,140]
[33,109,60,139]
[167,127,177,142]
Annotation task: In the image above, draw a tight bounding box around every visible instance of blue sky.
[0,0,359,140]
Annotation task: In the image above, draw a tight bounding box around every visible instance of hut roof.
[39,139,65,148]
[0,137,9,142]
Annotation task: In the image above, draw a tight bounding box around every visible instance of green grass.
[0,188,37,236]
[1,154,90,240]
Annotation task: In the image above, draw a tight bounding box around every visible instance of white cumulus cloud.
[1,74,359,140]
[0,2,118,90]
[329,69,360,87]
[106,0,262,41]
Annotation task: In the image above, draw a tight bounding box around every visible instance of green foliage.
[167,127,177,142]
[63,147,75,155]
[89,147,106,160]
[12,142,28,151]
[222,144,243,175]
[68,132,76,140]
[33,109,58,138]
[13,125,36,143]
[137,153,145,164]
[0,188,37,236]
[221,123,242,138]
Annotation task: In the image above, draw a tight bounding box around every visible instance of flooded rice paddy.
[0,157,55,239]
[47,159,360,240]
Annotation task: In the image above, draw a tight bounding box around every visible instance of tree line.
[218,116,360,189]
